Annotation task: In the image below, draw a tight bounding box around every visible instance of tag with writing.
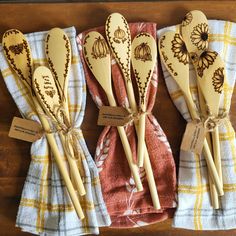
[9,117,43,142]
[97,106,132,126]
[181,121,206,155]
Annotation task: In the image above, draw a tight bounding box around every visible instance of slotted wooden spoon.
[2,29,84,219]
[181,10,225,206]
[158,31,223,196]
[105,13,161,209]
[131,33,157,168]
[83,31,143,192]
[45,28,86,197]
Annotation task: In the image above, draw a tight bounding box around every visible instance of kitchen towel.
[0,26,110,235]
[158,20,236,230]
[77,22,176,228]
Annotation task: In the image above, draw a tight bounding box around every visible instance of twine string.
[36,104,84,167]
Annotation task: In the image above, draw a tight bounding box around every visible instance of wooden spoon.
[83,31,143,192]
[131,33,157,168]
[2,30,84,219]
[105,13,161,209]
[181,10,224,204]
[158,31,223,196]
[45,28,86,197]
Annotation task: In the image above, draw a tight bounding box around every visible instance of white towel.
[157,20,236,230]
[0,26,111,235]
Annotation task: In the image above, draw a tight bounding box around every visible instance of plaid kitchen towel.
[77,23,176,228]
[0,26,110,235]
[157,20,236,230]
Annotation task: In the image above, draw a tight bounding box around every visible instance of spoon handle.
[121,78,161,209]
[60,101,86,196]
[203,139,224,196]
[59,133,86,196]
[212,129,222,184]
[106,92,143,191]
[33,98,85,219]
[198,87,219,209]
[137,110,145,167]
[184,93,223,196]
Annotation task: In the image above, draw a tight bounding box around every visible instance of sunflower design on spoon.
[182,12,193,27]
[212,67,224,94]
[171,33,189,65]
[191,23,209,51]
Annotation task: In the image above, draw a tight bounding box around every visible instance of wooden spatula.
[105,13,161,209]
[2,29,84,219]
[45,28,86,197]
[158,31,223,196]
[131,33,157,168]
[83,31,143,192]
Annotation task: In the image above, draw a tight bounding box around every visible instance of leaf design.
[92,94,103,107]
[151,116,172,153]
[96,135,110,172]
[125,167,145,193]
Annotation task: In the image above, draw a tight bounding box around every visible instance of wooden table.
[1,1,236,235]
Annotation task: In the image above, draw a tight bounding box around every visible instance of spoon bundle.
[158,27,224,203]
[105,13,160,209]
[2,29,84,219]
[45,28,86,196]
[82,31,143,192]
[181,10,225,208]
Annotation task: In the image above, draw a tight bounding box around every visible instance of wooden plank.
[0,2,236,235]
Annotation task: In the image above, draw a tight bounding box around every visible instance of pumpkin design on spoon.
[92,36,110,59]
[113,26,127,43]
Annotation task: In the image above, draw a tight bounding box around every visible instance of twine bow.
[198,111,229,132]
[36,104,84,175]
[127,108,151,125]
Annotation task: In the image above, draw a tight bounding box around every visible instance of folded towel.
[0,26,110,235]
[157,20,236,230]
[77,22,176,228]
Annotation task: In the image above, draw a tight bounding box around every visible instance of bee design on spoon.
[9,43,24,55]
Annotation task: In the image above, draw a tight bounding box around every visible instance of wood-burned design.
[105,14,131,81]
[33,78,56,119]
[171,33,189,65]
[62,34,70,81]
[182,12,193,26]
[43,75,57,98]
[191,23,209,51]
[3,39,32,90]
[134,42,152,62]
[45,89,56,98]
[196,50,217,77]
[212,67,224,94]
[134,69,151,105]
[3,29,20,38]
[113,26,127,44]
[92,36,109,59]
[9,43,24,55]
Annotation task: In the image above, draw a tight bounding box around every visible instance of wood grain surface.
[1,2,236,235]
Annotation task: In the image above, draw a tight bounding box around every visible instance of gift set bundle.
[1,9,236,235]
